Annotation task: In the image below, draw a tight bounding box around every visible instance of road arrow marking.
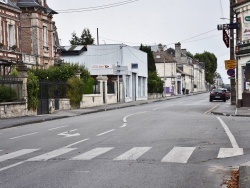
[58,129,80,137]
[217,148,243,158]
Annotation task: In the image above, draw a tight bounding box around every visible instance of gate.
[37,81,67,115]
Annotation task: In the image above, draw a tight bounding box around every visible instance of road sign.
[227,69,235,77]
[113,65,128,75]
[225,60,236,69]
[223,30,229,48]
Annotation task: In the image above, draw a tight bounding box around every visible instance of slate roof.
[153,51,176,63]
[16,0,57,14]
[0,0,20,10]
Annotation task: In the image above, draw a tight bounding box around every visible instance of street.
[0,93,249,188]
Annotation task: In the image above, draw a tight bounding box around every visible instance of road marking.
[0,161,26,172]
[0,149,40,163]
[58,129,80,137]
[217,117,239,148]
[235,108,238,115]
[97,129,115,136]
[48,125,69,131]
[120,123,127,128]
[70,147,114,160]
[9,132,39,140]
[64,138,90,148]
[204,105,219,114]
[217,148,243,158]
[161,147,196,163]
[153,104,174,111]
[123,111,148,123]
[114,147,151,161]
[27,148,76,161]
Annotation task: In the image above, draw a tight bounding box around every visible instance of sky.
[48,0,231,84]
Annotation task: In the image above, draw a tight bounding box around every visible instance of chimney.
[175,42,181,63]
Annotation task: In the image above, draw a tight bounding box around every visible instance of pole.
[97,28,99,45]
[230,0,236,105]
[164,57,166,96]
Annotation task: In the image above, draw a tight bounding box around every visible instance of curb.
[239,166,250,188]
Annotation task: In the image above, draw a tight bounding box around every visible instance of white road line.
[48,125,69,131]
[120,123,127,128]
[64,138,90,148]
[114,147,151,161]
[153,104,174,111]
[27,148,76,161]
[217,148,243,158]
[217,117,239,148]
[123,111,148,123]
[0,149,40,163]
[9,132,39,140]
[161,147,196,163]
[0,161,25,172]
[70,147,114,160]
[97,129,115,136]
[235,108,238,115]
[204,105,219,114]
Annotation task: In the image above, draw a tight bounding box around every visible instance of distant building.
[0,0,21,76]
[61,44,148,103]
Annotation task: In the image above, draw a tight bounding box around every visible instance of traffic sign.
[227,69,235,77]
[225,60,236,69]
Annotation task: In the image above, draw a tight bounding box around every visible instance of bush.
[148,71,163,93]
[0,85,17,102]
[66,77,84,108]
[27,72,39,111]
[83,77,94,94]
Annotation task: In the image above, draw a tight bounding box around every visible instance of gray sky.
[48,0,230,84]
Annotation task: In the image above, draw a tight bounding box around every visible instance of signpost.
[227,69,235,77]
[225,60,236,70]
[223,29,230,48]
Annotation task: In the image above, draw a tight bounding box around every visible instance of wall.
[0,102,26,118]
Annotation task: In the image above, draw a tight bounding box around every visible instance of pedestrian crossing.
[0,146,244,169]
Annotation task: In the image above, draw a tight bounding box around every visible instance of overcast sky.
[48,0,231,84]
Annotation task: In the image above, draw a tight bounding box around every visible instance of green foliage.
[186,51,194,58]
[27,71,39,111]
[11,66,18,76]
[70,28,94,45]
[194,51,217,84]
[139,44,156,72]
[148,71,163,93]
[83,77,94,94]
[66,77,84,108]
[0,85,17,102]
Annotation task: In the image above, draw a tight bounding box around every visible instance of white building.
[61,44,148,105]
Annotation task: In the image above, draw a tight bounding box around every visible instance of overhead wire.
[56,0,139,13]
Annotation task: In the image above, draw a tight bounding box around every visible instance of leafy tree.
[27,71,39,111]
[194,51,217,84]
[69,28,94,45]
[139,44,156,72]
[186,51,194,58]
[148,71,163,93]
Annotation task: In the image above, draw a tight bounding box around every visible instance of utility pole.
[230,0,236,105]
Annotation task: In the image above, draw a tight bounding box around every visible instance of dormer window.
[0,0,7,4]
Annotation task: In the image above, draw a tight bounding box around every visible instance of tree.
[139,44,156,72]
[69,28,95,45]
[186,51,194,58]
[194,51,217,84]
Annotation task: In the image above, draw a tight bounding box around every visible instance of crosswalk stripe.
[217,148,244,158]
[161,147,196,163]
[27,148,76,161]
[114,147,151,161]
[70,147,114,160]
[0,149,40,163]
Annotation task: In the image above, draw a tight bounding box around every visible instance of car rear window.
[213,89,222,93]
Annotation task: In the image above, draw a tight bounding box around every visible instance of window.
[8,25,14,47]
[43,26,48,48]
[126,75,130,97]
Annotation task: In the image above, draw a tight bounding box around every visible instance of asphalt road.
[0,93,249,188]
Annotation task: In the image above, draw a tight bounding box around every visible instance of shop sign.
[244,14,250,23]
[242,27,250,40]
[91,64,113,70]
[236,43,250,55]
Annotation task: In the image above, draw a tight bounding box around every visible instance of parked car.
[209,88,227,102]
[221,88,230,100]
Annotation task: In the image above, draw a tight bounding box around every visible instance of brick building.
[14,0,58,69]
[0,0,21,76]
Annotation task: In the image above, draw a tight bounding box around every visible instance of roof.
[16,0,58,14]
[61,45,87,56]
[153,51,176,63]
[0,0,20,10]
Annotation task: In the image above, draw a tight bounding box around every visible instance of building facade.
[234,0,250,107]
[13,0,58,69]
[61,44,148,103]
[0,0,21,76]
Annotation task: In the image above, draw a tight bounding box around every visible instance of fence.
[0,77,23,102]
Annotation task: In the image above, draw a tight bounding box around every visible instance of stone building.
[13,0,58,69]
[0,0,21,76]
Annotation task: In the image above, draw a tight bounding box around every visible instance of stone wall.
[80,94,103,108]
[58,98,71,110]
[0,102,26,118]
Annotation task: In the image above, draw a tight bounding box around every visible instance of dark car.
[209,89,227,102]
